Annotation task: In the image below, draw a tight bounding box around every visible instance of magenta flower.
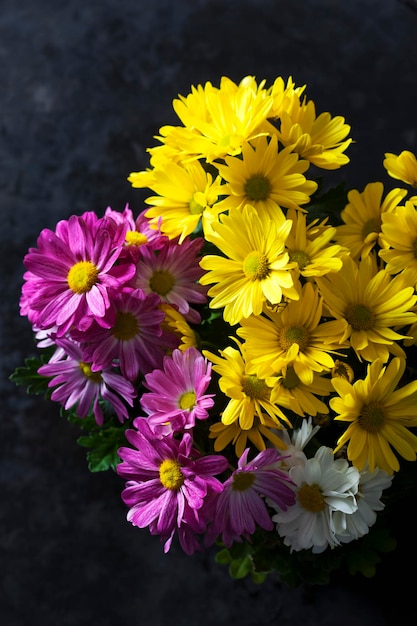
[22,213,136,336]
[206,448,295,548]
[38,337,136,425]
[140,348,215,436]
[133,236,207,324]
[117,417,228,554]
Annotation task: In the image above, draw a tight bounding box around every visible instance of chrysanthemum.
[331,357,417,474]
[276,416,321,469]
[204,341,292,430]
[237,281,348,385]
[334,182,407,260]
[271,446,359,553]
[206,447,295,548]
[160,303,199,351]
[140,347,214,436]
[209,414,288,458]
[214,134,318,220]
[269,365,333,417]
[117,417,228,554]
[23,213,136,336]
[104,205,169,259]
[379,198,417,287]
[383,150,417,187]
[199,204,300,326]
[134,235,207,324]
[315,254,417,362]
[38,337,136,425]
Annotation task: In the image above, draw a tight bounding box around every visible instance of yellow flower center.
[280,367,300,389]
[297,482,326,512]
[358,401,386,433]
[232,471,256,491]
[243,251,270,281]
[149,270,176,296]
[244,175,271,201]
[178,390,197,410]
[361,218,380,239]
[67,261,99,294]
[79,361,102,383]
[125,230,148,246]
[289,250,310,271]
[189,197,205,215]
[278,326,310,352]
[111,311,139,340]
[240,374,270,400]
[345,303,375,330]
[159,458,185,490]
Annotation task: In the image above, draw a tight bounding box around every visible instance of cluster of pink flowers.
[21,205,295,553]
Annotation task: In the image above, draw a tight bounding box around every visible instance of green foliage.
[10,351,54,397]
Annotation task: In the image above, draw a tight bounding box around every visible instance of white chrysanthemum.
[334,467,393,543]
[278,417,321,468]
[271,446,359,553]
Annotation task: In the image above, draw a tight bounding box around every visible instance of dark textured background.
[2,1,417,624]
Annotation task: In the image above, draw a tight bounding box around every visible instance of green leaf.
[9,354,53,397]
[77,425,129,472]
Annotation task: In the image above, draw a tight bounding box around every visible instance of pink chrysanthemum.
[71,288,177,380]
[133,236,207,324]
[140,347,215,435]
[206,448,295,547]
[22,213,136,336]
[117,417,228,554]
[38,337,136,425]
[104,205,169,260]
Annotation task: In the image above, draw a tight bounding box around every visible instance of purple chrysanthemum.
[38,337,136,425]
[22,212,136,336]
[117,417,228,554]
[206,448,295,548]
[104,205,169,260]
[140,347,215,436]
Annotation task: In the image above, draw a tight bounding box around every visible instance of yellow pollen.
[232,471,256,491]
[243,251,270,281]
[240,375,270,401]
[289,250,310,271]
[79,361,103,383]
[358,401,386,433]
[345,303,375,330]
[189,197,204,215]
[244,175,272,201]
[111,311,139,340]
[159,458,185,490]
[361,218,380,239]
[67,261,99,294]
[178,390,197,410]
[278,326,310,352]
[125,230,148,246]
[297,482,326,512]
[280,367,300,390]
[149,270,176,296]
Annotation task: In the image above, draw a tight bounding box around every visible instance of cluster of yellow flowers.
[128,75,417,477]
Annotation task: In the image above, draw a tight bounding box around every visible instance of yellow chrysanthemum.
[214,134,318,221]
[383,150,417,187]
[268,365,333,417]
[237,281,348,385]
[315,254,417,363]
[285,208,348,277]
[379,198,417,287]
[334,182,407,260]
[209,415,288,458]
[160,303,199,351]
[204,342,292,430]
[331,357,417,474]
[199,204,300,326]
[267,75,306,119]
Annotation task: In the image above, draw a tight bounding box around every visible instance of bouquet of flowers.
[13,75,417,586]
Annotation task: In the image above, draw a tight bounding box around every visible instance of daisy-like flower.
[117,417,228,554]
[209,414,288,458]
[140,347,215,436]
[315,254,417,363]
[38,337,136,425]
[237,281,348,385]
[204,341,292,430]
[379,197,417,287]
[383,150,417,187]
[143,159,223,243]
[334,182,407,260]
[285,208,347,277]
[331,357,417,474]
[23,213,136,336]
[199,204,300,326]
[105,205,169,259]
[134,235,207,324]
[206,447,295,548]
[269,365,334,417]
[267,75,306,120]
[271,446,359,553]
[160,303,199,351]
[71,288,176,380]
[334,467,393,543]
[214,134,318,221]
[276,416,321,469]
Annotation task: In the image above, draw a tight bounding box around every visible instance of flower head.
[383,150,417,187]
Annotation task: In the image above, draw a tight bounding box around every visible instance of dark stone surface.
[2,1,417,624]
